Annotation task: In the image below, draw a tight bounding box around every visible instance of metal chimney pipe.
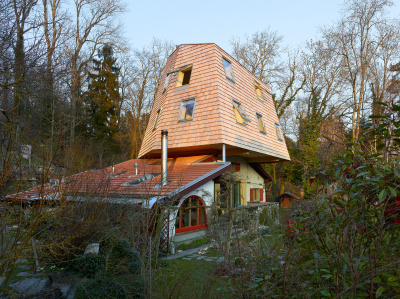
[134,162,138,176]
[161,130,168,186]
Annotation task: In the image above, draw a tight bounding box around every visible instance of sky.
[121,0,400,54]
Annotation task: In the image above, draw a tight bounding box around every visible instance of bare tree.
[230,28,284,85]
[124,40,174,158]
[322,0,394,140]
[230,30,304,119]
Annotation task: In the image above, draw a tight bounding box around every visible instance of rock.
[84,243,99,255]
[18,265,31,270]
[58,284,74,299]
[17,272,30,277]
[10,276,52,294]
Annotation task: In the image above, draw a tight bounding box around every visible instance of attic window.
[254,83,263,101]
[109,170,128,178]
[163,74,170,93]
[275,123,283,141]
[176,67,192,88]
[153,109,161,131]
[232,100,250,125]
[178,98,195,122]
[123,173,159,187]
[222,57,235,82]
[256,113,266,134]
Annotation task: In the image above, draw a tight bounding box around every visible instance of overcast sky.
[121,0,400,53]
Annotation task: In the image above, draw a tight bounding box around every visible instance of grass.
[177,237,209,251]
[151,259,230,299]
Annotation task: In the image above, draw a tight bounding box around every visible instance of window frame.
[177,98,196,123]
[175,65,193,88]
[152,109,161,131]
[256,113,266,134]
[175,196,207,233]
[275,122,283,141]
[232,99,250,125]
[254,82,264,102]
[222,56,235,83]
[162,74,170,93]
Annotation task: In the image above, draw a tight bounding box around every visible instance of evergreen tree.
[83,45,121,163]
[298,88,327,197]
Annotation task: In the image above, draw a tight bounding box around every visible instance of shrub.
[70,254,105,278]
[74,275,148,299]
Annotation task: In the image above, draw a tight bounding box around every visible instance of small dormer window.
[178,98,195,122]
[275,123,283,141]
[176,66,192,88]
[254,83,263,101]
[153,109,161,130]
[163,74,170,93]
[222,57,235,82]
[256,113,266,134]
[232,100,250,125]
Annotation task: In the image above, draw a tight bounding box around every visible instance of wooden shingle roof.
[139,44,290,163]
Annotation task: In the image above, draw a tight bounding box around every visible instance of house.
[4,44,290,249]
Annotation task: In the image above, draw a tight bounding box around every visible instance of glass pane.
[179,100,195,121]
[153,110,160,130]
[200,208,206,224]
[257,115,265,132]
[184,101,194,119]
[223,58,234,80]
[175,211,181,229]
[182,210,189,227]
[163,74,169,91]
[191,208,198,226]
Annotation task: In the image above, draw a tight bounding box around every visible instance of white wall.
[226,156,265,202]
[168,180,214,243]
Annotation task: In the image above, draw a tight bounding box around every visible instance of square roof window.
[275,123,283,141]
[152,109,161,131]
[222,57,235,82]
[232,100,250,125]
[178,98,196,122]
[254,83,264,101]
[163,74,170,93]
[256,113,266,133]
[176,66,192,88]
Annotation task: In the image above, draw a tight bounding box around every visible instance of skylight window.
[275,123,283,141]
[256,113,266,133]
[163,74,170,93]
[222,57,235,82]
[178,98,195,121]
[254,83,264,101]
[109,170,128,178]
[176,66,192,88]
[232,100,250,125]
[153,109,161,131]
[122,173,159,187]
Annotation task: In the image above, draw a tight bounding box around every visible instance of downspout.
[161,130,168,186]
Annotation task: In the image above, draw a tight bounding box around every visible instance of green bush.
[74,275,148,299]
[225,101,400,298]
[70,254,105,278]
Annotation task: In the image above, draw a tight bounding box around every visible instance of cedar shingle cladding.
[138,44,290,162]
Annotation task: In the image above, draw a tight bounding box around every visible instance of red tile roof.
[4,156,230,203]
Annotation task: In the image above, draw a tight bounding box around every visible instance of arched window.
[175,196,207,233]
